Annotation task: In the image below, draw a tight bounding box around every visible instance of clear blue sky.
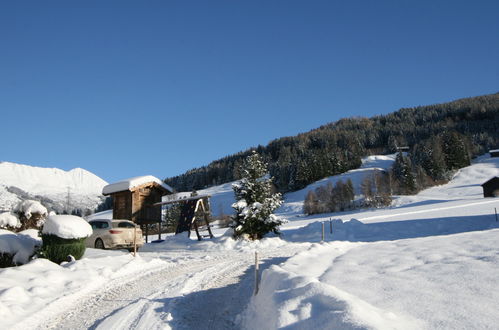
[1,1,498,184]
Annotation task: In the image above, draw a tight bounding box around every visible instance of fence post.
[329,218,333,234]
[321,222,325,242]
[133,226,137,257]
[254,251,259,295]
[495,208,498,222]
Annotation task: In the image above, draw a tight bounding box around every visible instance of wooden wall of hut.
[132,185,165,224]
[112,191,132,220]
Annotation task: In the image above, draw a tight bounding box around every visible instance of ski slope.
[0,154,498,329]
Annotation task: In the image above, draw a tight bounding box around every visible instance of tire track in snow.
[38,246,305,330]
[38,257,237,330]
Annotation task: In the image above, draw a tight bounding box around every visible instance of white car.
[86,219,144,251]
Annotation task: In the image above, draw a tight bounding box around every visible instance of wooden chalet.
[481,177,499,198]
[102,176,173,224]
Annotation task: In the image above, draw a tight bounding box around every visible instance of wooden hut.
[481,177,499,198]
[102,176,173,224]
[489,149,499,158]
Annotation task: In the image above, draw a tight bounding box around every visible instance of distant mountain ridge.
[0,162,108,214]
[165,92,499,193]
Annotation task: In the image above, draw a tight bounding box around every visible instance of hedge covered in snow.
[40,215,92,264]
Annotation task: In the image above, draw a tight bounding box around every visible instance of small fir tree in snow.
[231,152,284,240]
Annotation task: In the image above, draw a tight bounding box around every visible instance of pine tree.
[392,152,417,194]
[231,152,284,240]
[442,132,470,170]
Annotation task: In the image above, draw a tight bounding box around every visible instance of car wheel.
[95,238,105,249]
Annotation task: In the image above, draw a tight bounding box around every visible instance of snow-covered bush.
[13,200,48,231]
[40,215,92,264]
[0,229,40,267]
[231,152,284,240]
[0,212,21,229]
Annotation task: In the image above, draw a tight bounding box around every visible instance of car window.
[116,222,135,228]
[90,221,109,229]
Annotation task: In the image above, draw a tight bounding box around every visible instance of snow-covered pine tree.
[231,152,284,240]
[392,151,417,194]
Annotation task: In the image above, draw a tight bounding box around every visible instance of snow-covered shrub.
[13,200,48,231]
[0,229,40,267]
[40,215,92,264]
[231,152,284,240]
[0,212,21,229]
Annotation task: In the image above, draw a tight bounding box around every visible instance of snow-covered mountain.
[0,162,108,214]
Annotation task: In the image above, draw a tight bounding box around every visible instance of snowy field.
[0,155,498,329]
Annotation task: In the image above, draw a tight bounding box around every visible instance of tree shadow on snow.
[282,213,499,243]
[390,199,450,209]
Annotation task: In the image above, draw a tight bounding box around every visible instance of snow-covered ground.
[1,154,498,329]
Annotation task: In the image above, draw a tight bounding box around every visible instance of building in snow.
[481,177,499,198]
[489,149,499,158]
[102,176,173,224]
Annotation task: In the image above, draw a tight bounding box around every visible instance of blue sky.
[1,1,498,184]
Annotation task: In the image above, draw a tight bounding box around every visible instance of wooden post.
[158,220,162,240]
[321,222,325,242]
[254,251,259,295]
[133,226,137,257]
[495,208,498,222]
[329,218,332,234]
[201,200,214,239]
[194,220,201,241]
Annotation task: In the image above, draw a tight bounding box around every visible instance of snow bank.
[0,212,20,228]
[42,215,92,239]
[242,229,499,329]
[18,229,41,243]
[103,175,173,195]
[241,241,422,330]
[14,200,47,219]
[0,252,169,329]
[0,230,38,265]
[140,230,304,253]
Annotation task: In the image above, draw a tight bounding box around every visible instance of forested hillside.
[165,93,499,193]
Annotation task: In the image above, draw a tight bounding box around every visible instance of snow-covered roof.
[102,175,173,195]
[489,149,499,153]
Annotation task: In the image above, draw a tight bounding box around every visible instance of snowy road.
[37,247,304,330]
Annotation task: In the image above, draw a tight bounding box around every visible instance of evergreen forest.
[164,93,499,194]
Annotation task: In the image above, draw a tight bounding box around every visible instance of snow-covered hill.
[192,153,499,221]
[0,162,108,213]
[190,153,398,218]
